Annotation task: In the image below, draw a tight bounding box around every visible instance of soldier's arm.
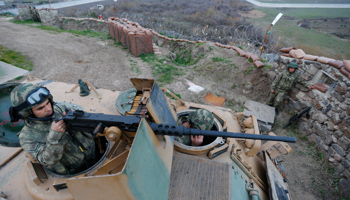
[297,75,310,88]
[271,72,283,90]
[19,128,68,165]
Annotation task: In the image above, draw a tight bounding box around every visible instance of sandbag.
[303,54,318,61]
[281,53,291,57]
[245,52,253,59]
[312,83,329,93]
[129,29,153,57]
[254,60,265,68]
[317,56,335,64]
[250,54,261,62]
[291,49,306,59]
[344,59,350,72]
[328,60,344,69]
[280,47,296,53]
[340,67,350,79]
[289,49,296,58]
[234,48,245,56]
[108,18,115,39]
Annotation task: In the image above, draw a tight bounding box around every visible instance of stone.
[340,111,347,121]
[345,98,350,105]
[311,111,327,124]
[335,85,347,95]
[334,154,343,162]
[339,117,350,132]
[335,130,344,138]
[336,163,345,176]
[338,136,350,151]
[322,104,332,115]
[307,64,319,75]
[339,178,350,197]
[332,135,338,143]
[345,92,350,98]
[313,62,322,69]
[322,144,329,151]
[332,92,345,102]
[331,113,342,125]
[308,134,320,144]
[324,133,333,146]
[329,157,335,162]
[307,90,315,99]
[332,144,346,157]
[326,121,336,131]
[344,169,350,180]
[298,121,313,135]
[328,147,336,157]
[347,153,350,161]
[342,159,350,168]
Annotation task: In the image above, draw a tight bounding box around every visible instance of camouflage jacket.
[271,70,309,91]
[18,104,95,175]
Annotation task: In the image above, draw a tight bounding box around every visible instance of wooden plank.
[0,146,22,166]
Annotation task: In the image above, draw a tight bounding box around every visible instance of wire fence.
[118,12,286,62]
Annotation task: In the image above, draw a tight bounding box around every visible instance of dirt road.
[0,17,152,91]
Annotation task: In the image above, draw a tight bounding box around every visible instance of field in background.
[259,0,350,3]
[252,7,350,59]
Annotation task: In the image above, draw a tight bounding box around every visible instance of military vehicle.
[0,78,293,200]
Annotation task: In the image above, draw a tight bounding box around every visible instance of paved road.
[0,0,106,15]
[245,0,350,8]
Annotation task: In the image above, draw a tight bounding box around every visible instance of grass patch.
[172,50,204,67]
[244,66,256,76]
[129,59,141,74]
[0,46,33,71]
[212,57,238,69]
[252,8,350,59]
[11,19,109,40]
[140,53,184,84]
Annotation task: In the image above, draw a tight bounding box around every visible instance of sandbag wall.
[280,47,350,80]
[108,17,153,57]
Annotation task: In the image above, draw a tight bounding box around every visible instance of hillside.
[0,16,346,199]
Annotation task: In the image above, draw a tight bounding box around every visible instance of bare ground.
[0,16,342,199]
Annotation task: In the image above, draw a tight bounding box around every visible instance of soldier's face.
[31,99,53,118]
[289,67,296,73]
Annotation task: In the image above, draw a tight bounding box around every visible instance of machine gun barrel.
[60,110,296,143]
[149,123,296,143]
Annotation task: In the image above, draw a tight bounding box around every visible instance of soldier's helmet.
[188,109,214,130]
[288,62,298,69]
[9,83,52,121]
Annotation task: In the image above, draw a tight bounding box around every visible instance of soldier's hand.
[51,120,66,133]
[271,90,275,93]
[191,135,203,146]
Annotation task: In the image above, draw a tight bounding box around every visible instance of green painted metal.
[115,88,137,115]
[0,83,24,147]
[230,162,250,200]
[148,82,176,125]
[124,119,170,200]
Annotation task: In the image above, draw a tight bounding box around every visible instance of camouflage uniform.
[11,83,95,175]
[175,109,214,146]
[268,63,309,108]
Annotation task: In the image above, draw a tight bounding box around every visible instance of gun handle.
[93,123,103,135]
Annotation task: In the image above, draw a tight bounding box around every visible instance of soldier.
[9,83,95,175]
[175,109,214,146]
[268,62,313,111]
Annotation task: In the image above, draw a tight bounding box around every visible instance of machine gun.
[59,110,296,143]
[284,107,311,128]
